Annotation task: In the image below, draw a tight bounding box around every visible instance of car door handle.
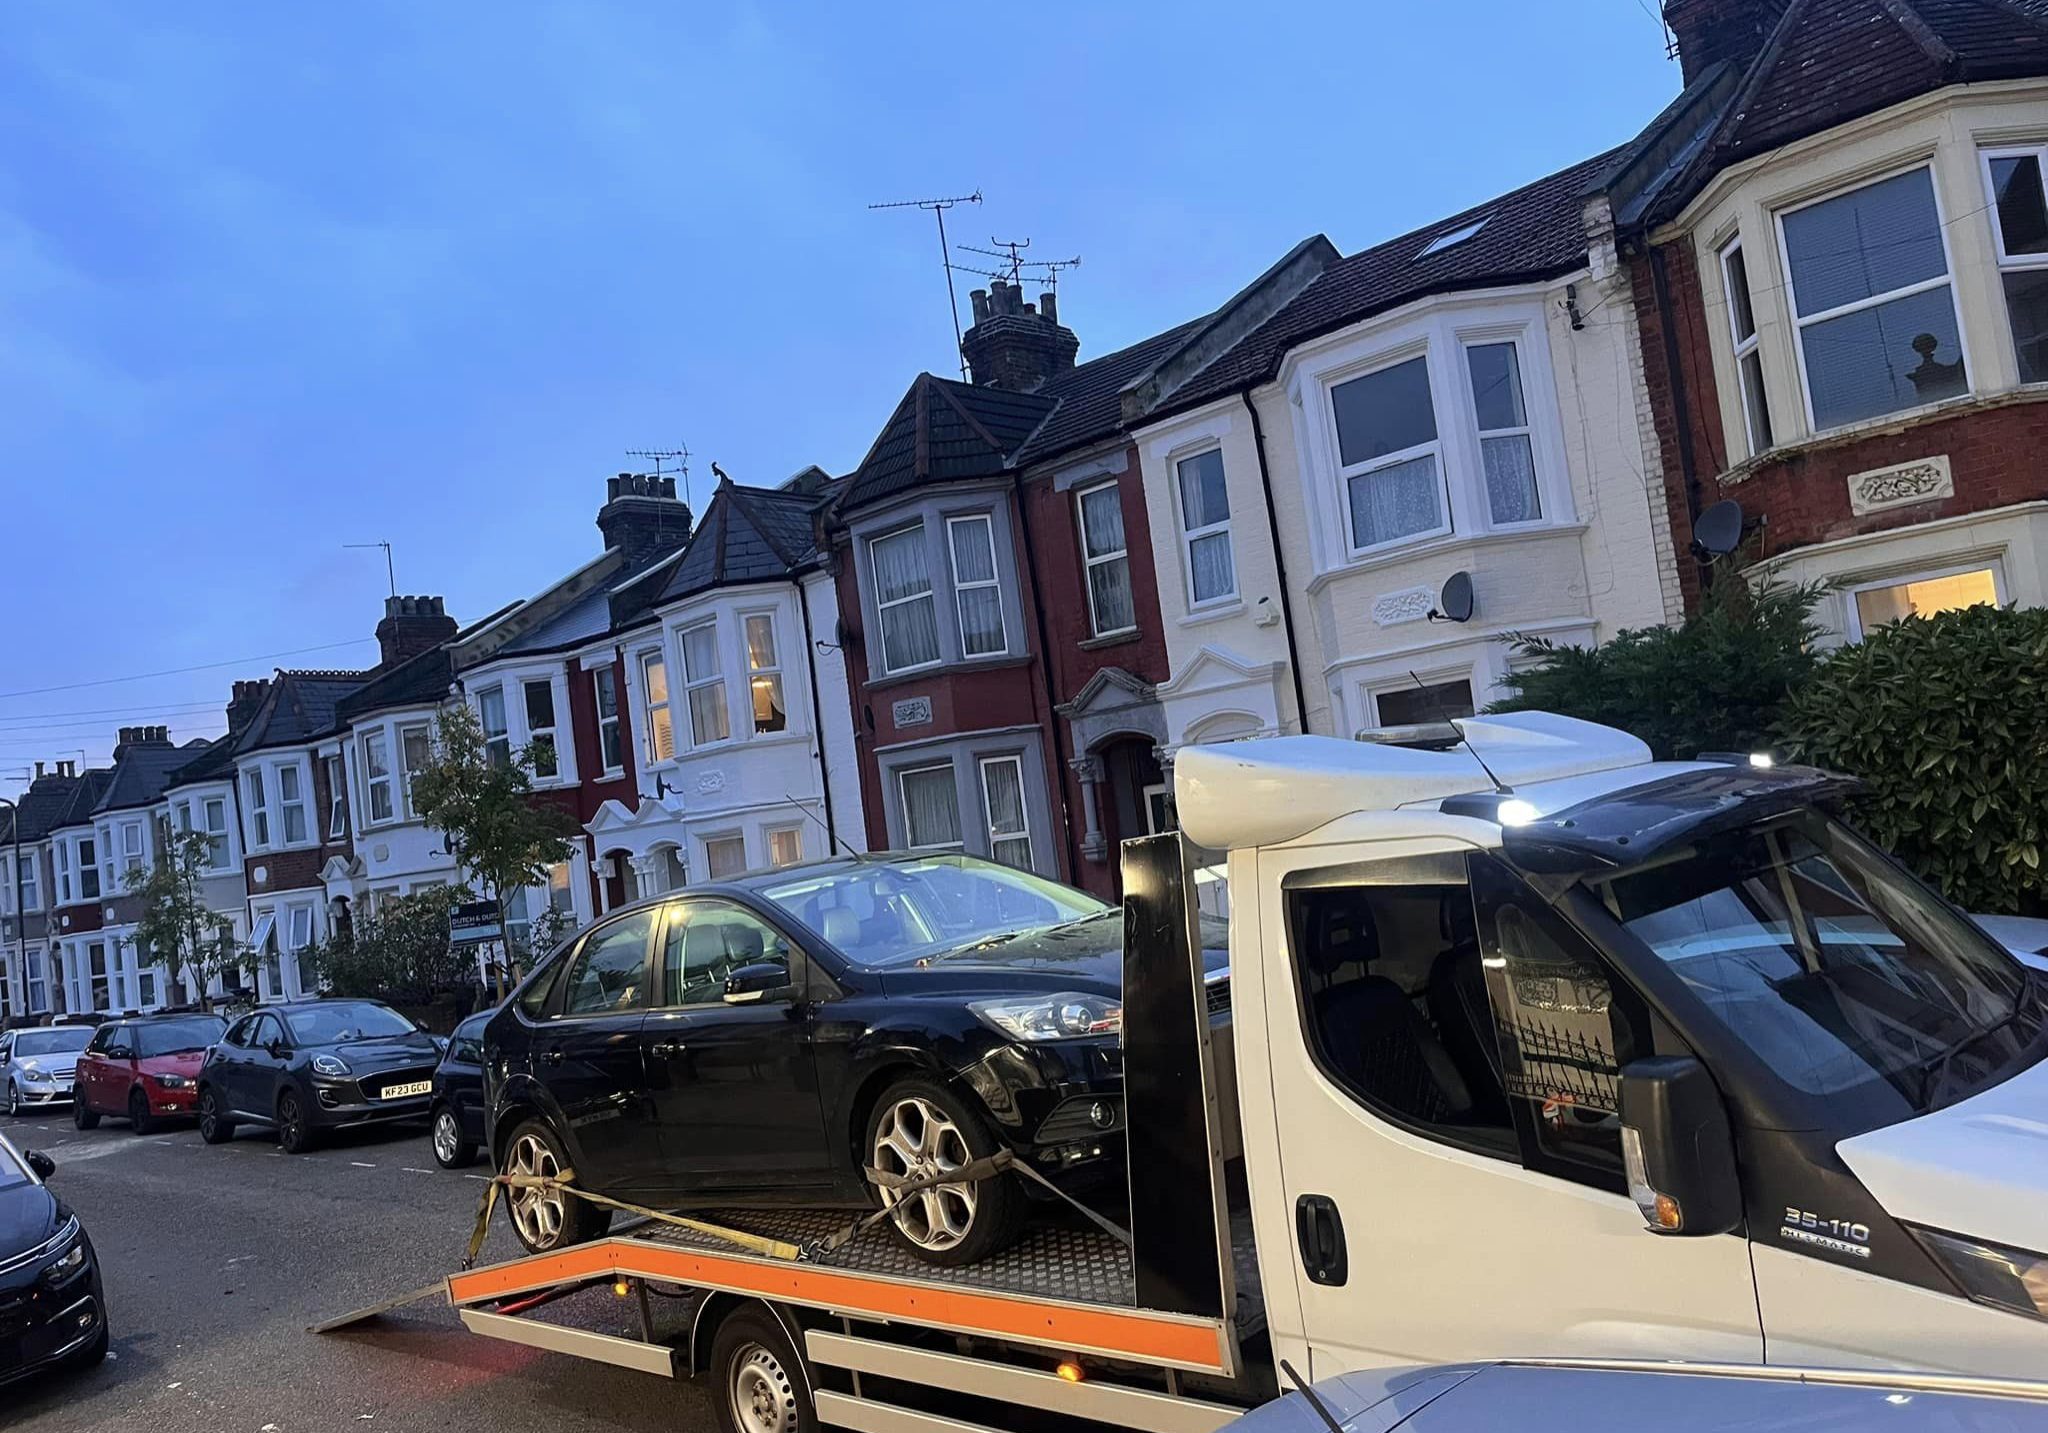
[648,1041,686,1058]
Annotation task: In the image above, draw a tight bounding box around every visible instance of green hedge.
[1780,604,2048,917]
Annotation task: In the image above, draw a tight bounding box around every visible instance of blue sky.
[0,2,1681,793]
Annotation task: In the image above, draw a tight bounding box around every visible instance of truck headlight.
[969,993,1122,1041]
[311,1054,351,1077]
[1912,1227,2048,1321]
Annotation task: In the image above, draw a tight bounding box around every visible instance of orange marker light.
[1057,1360,1084,1383]
[613,1280,631,1297]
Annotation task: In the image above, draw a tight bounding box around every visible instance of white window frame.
[1462,337,1546,528]
[245,768,270,850]
[77,834,100,901]
[1326,348,1454,559]
[476,686,512,768]
[202,796,230,870]
[96,823,113,894]
[1980,143,2048,384]
[897,763,963,852]
[1841,559,2007,643]
[277,762,309,846]
[679,619,730,748]
[18,852,38,912]
[945,513,1007,657]
[120,819,145,877]
[639,649,675,766]
[743,611,787,736]
[765,826,804,868]
[362,729,396,825]
[522,677,561,779]
[322,753,348,838]
[593,666,624,776]
[399,722,433,819]
[1075,480,1136,637]
[1775,163,1971,435]
[1719,237,1774,457]
[1173,448,1238,608]
[977,755,1034,869]
[868,525,942,676]
[53,842,69,905]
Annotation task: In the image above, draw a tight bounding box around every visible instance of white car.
[1975,913,2048,969]
[0,1026,96,1116]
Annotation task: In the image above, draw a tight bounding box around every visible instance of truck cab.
[1183,712,2048,1383]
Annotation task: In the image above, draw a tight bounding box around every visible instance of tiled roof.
[52,769,114,833]
[1147,147,1628,420]
[1011,319,1209,465]
[658,480,826,603]
[96,740,205,815]
[10,773,82,842]
[337,646,454,722]
[837,375,1055,513]
[232,669,372,755]
[166,734,239,790]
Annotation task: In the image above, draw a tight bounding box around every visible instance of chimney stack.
[227,679,271,734]
[34,761,45,780]
[960,278,1079,393]
[1661,0,1786,85]
[113,725,172,760]
[375,595,458,669]
[596,472,694,567]
[56,760,76,779]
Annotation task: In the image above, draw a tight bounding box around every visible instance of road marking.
[401,1166,433,1174]
[350,1161,377,1168]
[463,1173,491,1181]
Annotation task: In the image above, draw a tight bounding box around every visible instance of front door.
[530,908,661,1197]
[642,898,830,1197]
[1246,839,1764,1377]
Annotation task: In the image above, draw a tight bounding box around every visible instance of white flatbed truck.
[334,715,2048,1433]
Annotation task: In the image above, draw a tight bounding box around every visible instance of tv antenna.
[869,190,982,380]
[344,541,396,598]
[627,446,692,508]
[956,240,1082,294]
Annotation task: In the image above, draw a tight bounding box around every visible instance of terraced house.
[0,763,80,1021]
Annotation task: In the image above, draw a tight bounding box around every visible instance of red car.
[74,1013,227,1134]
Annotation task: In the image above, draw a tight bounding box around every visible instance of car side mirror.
[723,963,792,1005]
[1618,1055,1743,1237]
[25,1149,55,1180]
[266,1040,288,1059]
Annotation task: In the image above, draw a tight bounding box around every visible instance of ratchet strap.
[463,1167,805,1269]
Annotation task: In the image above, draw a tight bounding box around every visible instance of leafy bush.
[1780,604,2048,916]
[1489,579,1823,761]
[310,889,475,1004]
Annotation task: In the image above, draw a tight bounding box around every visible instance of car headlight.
[16,1059,42,1078]
[311,1054,351,1077]
[41,1224,85,1284]
[968,993,1122,1042]
[1913,1227,2048,1321]
[151,1074,190,1090]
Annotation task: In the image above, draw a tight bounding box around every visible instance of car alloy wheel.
[6,1082,18,1118]
[198,1088,234,1144]
[869,1094,977,1254]
[277,1090,312,1153]
[729,1343,800,1433]
[432,1109,461,1165]
[506,1131,566,1248]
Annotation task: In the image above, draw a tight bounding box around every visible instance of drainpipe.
[796,574,839,852]
[1243,392,1311,734]
[1,798,20,1021]
[1647,243,1709,592]
[1010,477,1079,885]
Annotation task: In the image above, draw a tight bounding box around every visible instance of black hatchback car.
[196,999,444,1153]
[428,1011,491,1169]
[0,1132,106,1384]
[485,853,1227,1265]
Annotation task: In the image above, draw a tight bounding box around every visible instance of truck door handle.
[1296,1194,1348,1287]
[648,1041,686,1057]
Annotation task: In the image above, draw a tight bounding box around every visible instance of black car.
[0,1133,106,1384]
[429,1011,491,1169]
[196,999,444,1153]
[484,853,1227,1265]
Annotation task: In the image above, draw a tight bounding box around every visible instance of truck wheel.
[73,1097,100,1131]
[197,1087,236,1144]
[128,1088,157,1136]
[431,1104,476,1169]
[864,1077,1024,1266]
[709,1306,815,1433]
[502,1119,610,1254]
[276,1088,319,1154]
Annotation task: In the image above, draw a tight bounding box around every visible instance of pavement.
[5,1109,718,1433]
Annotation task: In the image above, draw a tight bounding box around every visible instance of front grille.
[1206,977,1231,1015]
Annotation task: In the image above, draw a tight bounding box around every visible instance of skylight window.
[1417,216,1490,259]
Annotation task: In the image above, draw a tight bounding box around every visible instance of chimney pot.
[1661,0,1786,84]
[34,761,45,780]
[375,594,458,668]
[960,278,1080,392]
[970,289,991,324]
[1039,290,1058,325]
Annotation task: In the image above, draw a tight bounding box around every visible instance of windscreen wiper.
[1918,970,2034,1108]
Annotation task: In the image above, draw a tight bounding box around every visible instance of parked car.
[71,1014,226,1134]
[429,1010,491,1169]
[485,853,1228,1265]
[196,999,442,1153]
[1977,913,2048,967]
[1230,1360,2048,1431]
[1,1027,95,1117]
[0,1131,107,1384]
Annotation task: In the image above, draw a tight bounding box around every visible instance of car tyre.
[709,1306,816,1433]
[6,1081,20,1118]
[502,1118,610,1254]
[71,1318,110,1370]
[197,1086,235,1145]
[430,1103,476,1169]
[864,1076,1024,1267]
[127,1088,157,1136]
[73,1096,100,1131]
[276,1087,318,1154]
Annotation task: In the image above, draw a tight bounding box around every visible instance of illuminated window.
[1849,566,2000,639]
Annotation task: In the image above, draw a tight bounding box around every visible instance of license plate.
[380,1080,431,1100]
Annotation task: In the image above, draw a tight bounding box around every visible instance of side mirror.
[723,963,791,1005]
[1618,1056,1743,1237]
[266,1040,288,1059]
[25,1149,55,1180]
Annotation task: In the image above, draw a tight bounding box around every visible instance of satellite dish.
[1691,499,1745,560]
[1429,570,1475,624]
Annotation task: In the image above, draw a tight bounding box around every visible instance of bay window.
[18,854,37,912]
[477,686,511,768]
[1332,355,1448,553]
[1465,341,1541,523]
[362,730,395,823]
[1719,239,1774,455]
[400,724,432,818]
[54,842,70,904]
[977,756,1033,869]
[1779,166,1966,430]
[947,515,1007,656]
[640,651,675,763]
[523,679,559,777]
[681,620,729,746]
[278,764,308,844]
[1175,449,1236,605]
[120,819,144,876]
[898,764,962,851]
[1984,146,2048,384]
[869,526,941,674]
[203,797,230,869]
[323,754,347,838]
[746,614,786,734]
[245,770,269,850]
[78,836,100,900]
[1077,482,1136,636]
[594,666,624,773]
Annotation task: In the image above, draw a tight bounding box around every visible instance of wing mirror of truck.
[1617,1056,1742,1237]
[723,963,791,1005]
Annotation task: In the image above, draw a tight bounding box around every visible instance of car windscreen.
[759,856,1109,968]
[282,1003,417,1045]
[14,1028,93,1057]
[1590,812,2037,1110]
[0,1140,28,1192]
[134,1017,227,1058]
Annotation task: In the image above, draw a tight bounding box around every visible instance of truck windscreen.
[1587,812,2040,1113]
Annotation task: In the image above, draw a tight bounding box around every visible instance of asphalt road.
[6,1109,717,1433]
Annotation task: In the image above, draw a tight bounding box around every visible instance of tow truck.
[327,713,2048,1433]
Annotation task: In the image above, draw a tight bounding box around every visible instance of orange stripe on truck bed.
[447,1238,1229,1373]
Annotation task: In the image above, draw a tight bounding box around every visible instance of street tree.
[123,827,243,1012]
[408,703,579,994]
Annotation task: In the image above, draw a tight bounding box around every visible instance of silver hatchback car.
[1,1026,96,1116]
